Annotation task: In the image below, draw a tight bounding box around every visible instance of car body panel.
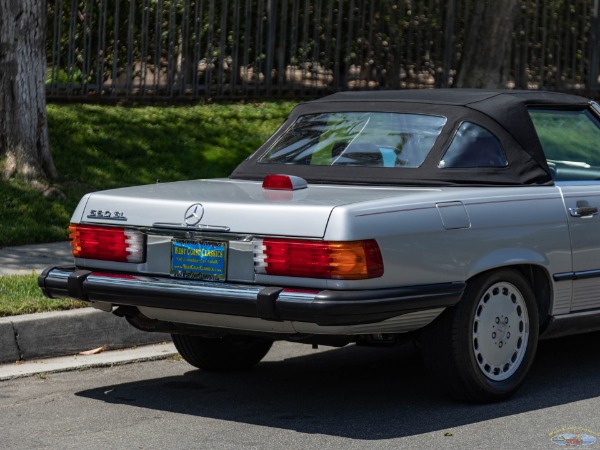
[558,183,600,312]
[74,179,448,237]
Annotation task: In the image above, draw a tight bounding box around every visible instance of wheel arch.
[465,264,553,334]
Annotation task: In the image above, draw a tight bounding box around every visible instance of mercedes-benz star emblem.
[184,203,204,226]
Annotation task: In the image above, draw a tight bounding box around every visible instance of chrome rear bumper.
[39,266,465,327]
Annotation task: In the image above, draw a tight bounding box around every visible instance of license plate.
[171,239,227,281]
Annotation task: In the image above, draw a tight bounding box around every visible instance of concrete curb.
[0,342,178,381]
[0,308,170,364]
[0,242,170,364]
[0,241,171,364]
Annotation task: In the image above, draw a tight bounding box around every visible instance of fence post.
[589,0,600,94]
[442,0,456,88]
[265,0,277,95]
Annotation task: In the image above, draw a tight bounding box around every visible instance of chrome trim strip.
[152,222,231,232]
[554,269,600,281]
[86,272,263,302]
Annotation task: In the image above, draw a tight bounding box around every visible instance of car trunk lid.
[74,178,435,238]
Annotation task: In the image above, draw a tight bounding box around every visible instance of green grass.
[0,101,296,316]
[0,101,296,247]
[0,273,87,317]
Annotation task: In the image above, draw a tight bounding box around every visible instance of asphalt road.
[2,335,600,450]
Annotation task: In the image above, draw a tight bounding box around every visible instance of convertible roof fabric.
[231,89,591,186]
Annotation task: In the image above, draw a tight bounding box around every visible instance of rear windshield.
[259,112,447,168]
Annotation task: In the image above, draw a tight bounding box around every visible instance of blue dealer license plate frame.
[171,239,228,281]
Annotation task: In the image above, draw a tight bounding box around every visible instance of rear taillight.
[69,224,146,263]
[262,174,308,190]
[253,238,383,279]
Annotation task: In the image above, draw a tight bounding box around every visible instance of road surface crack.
[11,321,23,361]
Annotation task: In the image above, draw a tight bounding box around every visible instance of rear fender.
[468,248,549,279]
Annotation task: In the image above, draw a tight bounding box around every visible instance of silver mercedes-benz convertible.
[39,89,600,402]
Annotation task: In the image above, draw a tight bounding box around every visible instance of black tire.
[171,334,273,371]
[421,269,539,403]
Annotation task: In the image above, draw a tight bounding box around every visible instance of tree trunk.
[455,0,519,88]
[0,0,58,182]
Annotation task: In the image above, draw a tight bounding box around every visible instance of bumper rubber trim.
[39,266,465,326]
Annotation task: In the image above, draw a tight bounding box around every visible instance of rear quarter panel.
[323,186,572,296]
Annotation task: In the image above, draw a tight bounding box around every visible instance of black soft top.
[231,89,592,186]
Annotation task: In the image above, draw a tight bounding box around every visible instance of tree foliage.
[45,0,598,97]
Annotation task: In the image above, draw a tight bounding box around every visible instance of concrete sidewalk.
[0,242,171,367]
[0,241,74,276]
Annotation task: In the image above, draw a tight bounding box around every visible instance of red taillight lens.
[254,239,383,279]
[69,224,146,263]
[262,174,308,190]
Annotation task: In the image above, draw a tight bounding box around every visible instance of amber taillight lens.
[253,238,383,279]
[69,224,146,263]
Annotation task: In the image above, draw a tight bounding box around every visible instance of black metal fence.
[46,0,600,100]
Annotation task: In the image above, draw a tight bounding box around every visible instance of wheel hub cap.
[472,281,529,381]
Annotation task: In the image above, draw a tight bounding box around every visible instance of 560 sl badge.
[87,210,128,221]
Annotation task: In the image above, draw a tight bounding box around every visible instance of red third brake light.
[69,224,146,263]
[253,238,384,279]
[262,174,308,190]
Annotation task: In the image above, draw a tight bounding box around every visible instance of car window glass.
[529,108,600,181]
[438,122,507,168]
[259,112,446,168]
